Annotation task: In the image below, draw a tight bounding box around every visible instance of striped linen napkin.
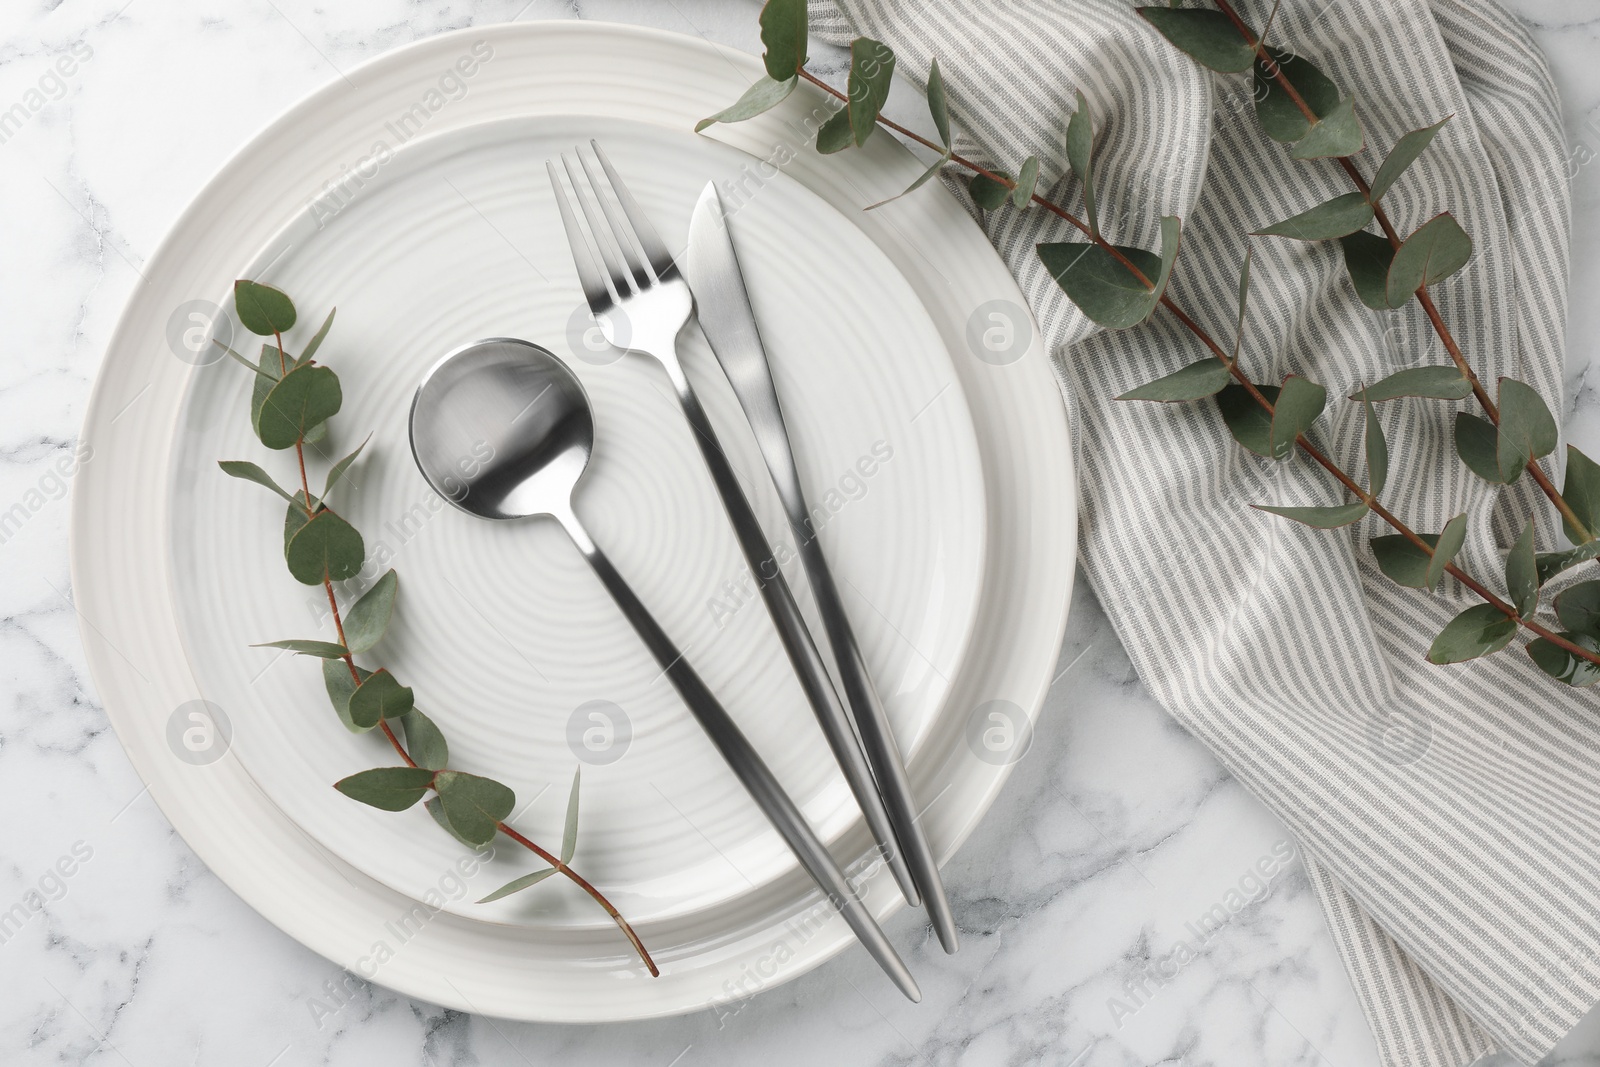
[809,1,1588,1064]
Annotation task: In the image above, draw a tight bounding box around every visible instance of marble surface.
[2,1,1597,1064]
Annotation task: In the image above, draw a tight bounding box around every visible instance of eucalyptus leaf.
[251,344,286,438]
[1561,444,1600,545]
[866,151,950,209]
[283,492,315,553]
[695,75,797,133]
[1363,390,1388,496]
[968,171,1012,210]
[561,767,581,865]
[219,460,294,502]
[758,0,807,80]
[1370,117,1451,204]
[1117,360,1231,402]
[1538,541,1600,585]
[1254,47,1340,144]
[1137,6,1257,73]
[234,279,296,336]
[322,659,371,733]
[476,867,559,904]
[1254,502,1369,528]
[1454,413,1506,484]
[346,668,414,730]
[1387,213,1472,305]
[844,37,895,147]
[296,307,337,367]
[1370,533,1440,588]
[1557,581,1600,639]
[927,57,950,148]
[1427,513,1468,591]
[1290,96,1364,160]
[1496,378,1558,483]
[1217,383,1280,458]
[1269,375,1326,459]
[253,638,349,659]
[1527,631,1600,687]
[814,108,854,154]
[322,434,370,499]
[1427,603,1518,664]
[334,766,435,812]
[1037,215,1180,330]
[1356,366,1472,402]
[395,707,449,771]
[285,507,365,585]
[1011,156,1039,209]
[257,363,343,451]
[1506,517,1538,617]
[1253,191,1373,241]
[426,796,481,848]
[343,569,398,654]
[434,770,515,848]
[1065,90,1098,235]
[1341,229,1397,310]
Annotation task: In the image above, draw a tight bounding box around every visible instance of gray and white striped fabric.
[811,1,1586,1064]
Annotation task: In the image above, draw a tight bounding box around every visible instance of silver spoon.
[407,337,920,1002]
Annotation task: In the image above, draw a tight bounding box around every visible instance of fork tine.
[589,140,678,280]
[546,160,613,314]
[562,152,639,301]
[577,147,653,291]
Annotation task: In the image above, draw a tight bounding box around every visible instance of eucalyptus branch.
[220,282,657,975]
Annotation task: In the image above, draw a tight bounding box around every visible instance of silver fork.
[548,141,920,997]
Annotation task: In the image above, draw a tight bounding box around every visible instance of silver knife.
[686,181,959,954]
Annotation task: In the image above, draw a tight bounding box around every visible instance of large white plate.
[73,21,1075,1020]
[168,114,989,926]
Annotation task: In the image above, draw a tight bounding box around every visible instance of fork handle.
[556,510,920,1002]
[660,361,921,906]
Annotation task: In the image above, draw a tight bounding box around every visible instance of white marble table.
[2,1,1596,1064]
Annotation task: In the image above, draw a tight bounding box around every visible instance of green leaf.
[218,460,294,502]
[395,707,449,771]
[1037,216,1180,330]
[283,491,315,552]
[843,37,895,147]
[1253,191,1374,241]
[425,796,480,847]
[1561,445,1600,545]
[1356,366,1472,402]
[1254,47,1340,144]
[758,0,807,80]
[257,363,343,451]
[926,57,950,147]
[343,569,398,654]
[1507,517,1538,617]
[1065,90,1097,235]
[1290,96,1365,160]
[1528,632,1600,687]
[1138,6,1257,72]
[1496,378,1557,482]
[968,170,1012,210]
[1455,413,1507,484]
[250,345,286,439]
[234,279,297,336]
[1370,117,1451,204]
[1370,534,1440,588]
[322,434,370,499]
[285,508,365,585]
[252,638,349,659]
[1341,230,1398,310]
[1254,502,1369,528]
[1427,513,1469,591]
[220,342,277,379]
[1427,604,1517,664]
[434,771,515,848]
[1557,581,1600,638]
[334,766,435,812]
[1217,383,1280,458]
[1363,390,1388,496]
[346,668,414,730]
[1538,541,1600,585]
[695,75,798,132]
[1011,156,1039,209]
[295,307,336,367]
[476,868,559,904]
[1117,360,1231,402]
[1387,213,1472,305]
[814,107,853,154]
[866,151,950,209]
[1269,375,1326,459]
[323,659,371,733]
[561,767,581,865]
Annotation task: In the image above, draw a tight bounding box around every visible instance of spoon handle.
[557,513,921,1003]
